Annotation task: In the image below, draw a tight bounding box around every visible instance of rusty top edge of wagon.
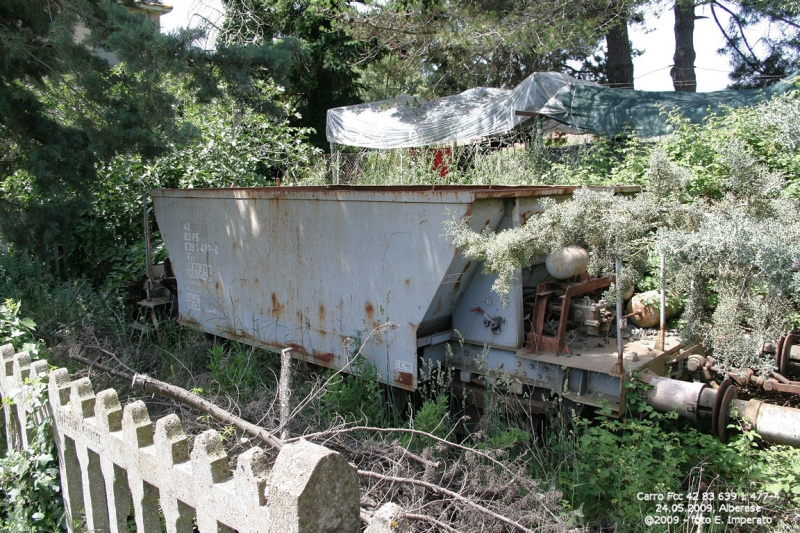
[150,184,642,202]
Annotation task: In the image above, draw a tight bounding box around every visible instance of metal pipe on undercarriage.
[638,373,712,421]
[732,399,800,447]
[638,372,800,447]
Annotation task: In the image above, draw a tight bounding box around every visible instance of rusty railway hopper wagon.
[143,185,800,445]
[145,184,665,410]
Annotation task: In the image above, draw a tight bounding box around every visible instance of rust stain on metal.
[319,304,326,321]
[395,371,414,388]
[287,343,334,368]
[270,292,283,316]
[287,343,307,355]
[215,280,222,291]
[220,325,256,343]
[180,315,202,329]
[405,278,410,286]
[268,196,282,215]
[313,351,334,366]
[365,302,375,319]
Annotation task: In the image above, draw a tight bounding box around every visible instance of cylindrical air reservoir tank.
[546,246,589,280]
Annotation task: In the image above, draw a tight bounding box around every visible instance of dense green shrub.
[0,381,64,533]
[2,76,320,290]
[551,381,800,531]
[0,255,122,334]
[445,92,800,373]
[319,357,402,428]
[0,300,37,354]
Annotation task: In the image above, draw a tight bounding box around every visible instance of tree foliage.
[343,0,642,96]
[0,0,306,269]
[66,78,321,286]
[221,0,365,147]
[709,0,800,88]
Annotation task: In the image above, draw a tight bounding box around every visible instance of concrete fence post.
[47,367,83,531]
[266,439,361,533]
[95,388,130,533]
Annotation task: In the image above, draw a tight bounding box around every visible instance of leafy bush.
[206,342,276,392]
[548,380,800,531]
[0,255,124,335]
[2,75,320,289]
[444,92,800,372]
[0,380,64,533]
[0,300,37,354]
[661,92,800,199]
[319,357,401,428]
[542,136,650,186]
[405,395,449,451]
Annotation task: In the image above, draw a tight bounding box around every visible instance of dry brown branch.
[406,512,462,533]
[331,435,439,470]
[291,425,516,477]
[64,351,285,451]
[358,469,534,533]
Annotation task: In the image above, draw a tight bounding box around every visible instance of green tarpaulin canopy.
[548,77,798,138]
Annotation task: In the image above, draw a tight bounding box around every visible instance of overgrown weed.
[535,379,800,531]
[0,378,65,532]
[315,347,404,429]
[0,254,120,335]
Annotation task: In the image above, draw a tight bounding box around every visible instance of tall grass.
[299,136,650,187]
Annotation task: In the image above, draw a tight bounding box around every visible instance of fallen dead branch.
[66,351,284,450]
[64,344,579,533]
[292,425,521,478]
[359,469,535,533]
[405,512,461,533]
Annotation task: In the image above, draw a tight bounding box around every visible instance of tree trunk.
[606,20,634,89]
[672,1,697,92]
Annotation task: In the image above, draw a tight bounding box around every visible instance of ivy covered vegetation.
[0,302,63,533]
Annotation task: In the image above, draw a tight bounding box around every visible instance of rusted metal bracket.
[720,365,800,395]
[526,276,611,355]
[763,373,800,394]
[469,307,503,334]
